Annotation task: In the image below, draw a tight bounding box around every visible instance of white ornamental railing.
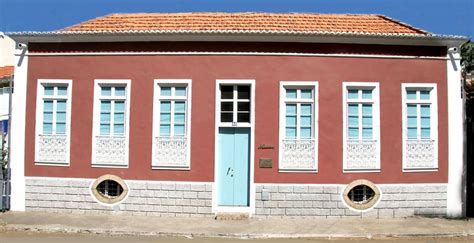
[280,139,316,170]
[94,136,127,166]
[405,139,436,169]
[153,136,188,168]
[345,140,378,170]
[37,134,68,163]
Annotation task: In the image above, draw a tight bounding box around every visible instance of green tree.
[462,41,474,96]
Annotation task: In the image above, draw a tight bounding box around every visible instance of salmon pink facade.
[8,13,468,218]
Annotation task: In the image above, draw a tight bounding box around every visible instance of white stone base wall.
[255,184,447,218]
[25,177,213,217]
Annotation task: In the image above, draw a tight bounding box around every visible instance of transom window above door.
[219,85,251,125]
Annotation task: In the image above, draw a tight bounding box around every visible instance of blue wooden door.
[217,127,250,206]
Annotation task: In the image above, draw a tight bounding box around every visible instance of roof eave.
[7,31,469,47]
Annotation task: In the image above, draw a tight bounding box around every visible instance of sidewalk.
[0,212,473,239]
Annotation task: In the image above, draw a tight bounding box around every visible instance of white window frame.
[401,83,438,172]
[342,82,380,172]
[152,79,192,170]
[92,79,131,167]
[34,79,73,166]
[278,81,319,172]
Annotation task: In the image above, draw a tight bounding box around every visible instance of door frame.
[212,79,255,214]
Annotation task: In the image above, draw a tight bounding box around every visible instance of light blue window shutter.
[113,101,125,136]
[175,87,186,97]
[362,90,372,99]
[56,100,67,134]
[301,89,312,99]
[407,104,418,139]
[406,90,417,100]
[300,104,312,139]
[420,90,430,100]
[174,101,185,112]
[286,89,296,99]
[115,87,125,96]
[362,128,373,139]
[362,104,372,116]
[420,105,431,139]
[160,101,171,136]
[285,104,297,139]
[420,105,430,117]
[361,104,373,139]
[347,104,359,139]
[101,87,111,96]
[43,123,53,135]
[44,86,54,96]
[348,128,359,139]
[300,127,311,139]
[174,124,185,136]
[174,101,186,136]
[57,86,67,96]
[43,100,54,134]
[348,104,358,115]
[160,87,171,96]
[348,89,358,99]
[420,128,431,139]
[114,124,125,135]
[113,113,125,136]
[100,101,111,135]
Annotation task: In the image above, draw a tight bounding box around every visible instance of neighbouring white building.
[0,32,15,130]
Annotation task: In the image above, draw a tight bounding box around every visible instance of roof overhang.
[7,30,469,47]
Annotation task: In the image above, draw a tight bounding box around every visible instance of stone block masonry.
[255,184,447,218]
[25,178,447,218]
[25,177,213,217]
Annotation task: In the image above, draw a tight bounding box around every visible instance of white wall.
[0,87,10,120]
[0,33,15,67]
[447,51,465,218]
[10,47,28,211]
[0,33,14,120]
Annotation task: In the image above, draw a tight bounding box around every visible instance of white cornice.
[7,30,468,47]
[19,51,458,60]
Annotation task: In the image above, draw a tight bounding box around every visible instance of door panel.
[217,127,235,206]
[217,127,250,207]
[233,128,250,206]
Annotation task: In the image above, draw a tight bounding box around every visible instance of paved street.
[1,231,474,243]
[0,231,473,243]
[1,212,474,241]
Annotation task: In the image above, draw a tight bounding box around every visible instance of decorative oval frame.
[342,179,381,211]
[90,174,129,205]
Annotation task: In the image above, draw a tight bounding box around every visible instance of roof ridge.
[375,14,431,35]
[98,12,383,17]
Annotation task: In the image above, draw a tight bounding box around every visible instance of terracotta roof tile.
[0,66,14,79]
[61,13,429,36]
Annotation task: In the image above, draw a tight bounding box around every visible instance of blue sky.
[0,0,472,38]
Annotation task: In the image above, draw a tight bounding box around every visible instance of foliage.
[461,41,473,69]
[462,41,474,97]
